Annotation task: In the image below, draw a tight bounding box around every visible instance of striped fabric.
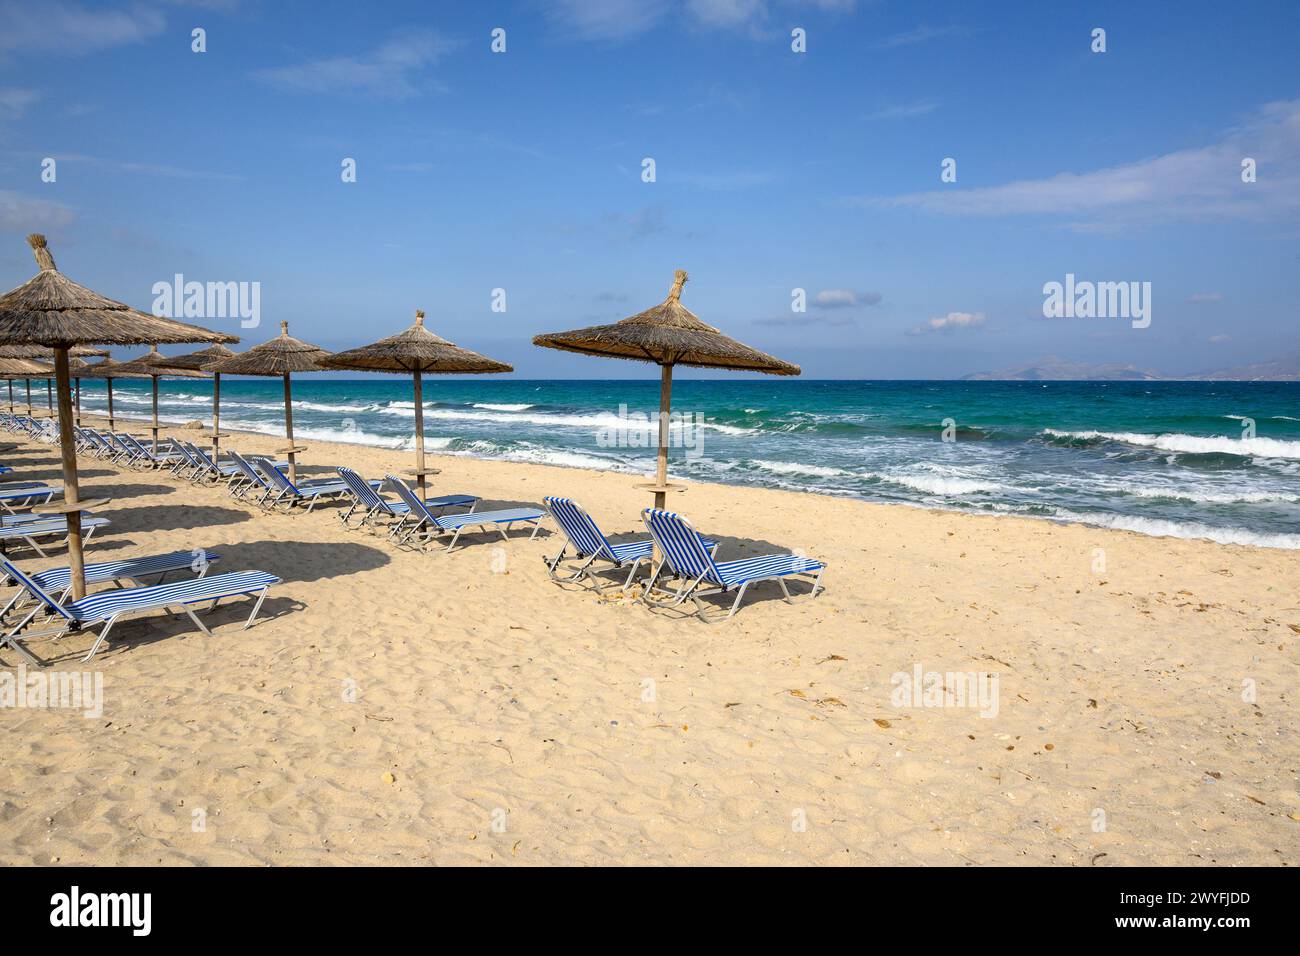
[0,516,109,539]
[337,466,385,510]
[544,497,612,558]
[256,459,350,498]
[642,508,824,588]
[432,507,543,531]
[28,549,221,591]
[384,475,482,522]
[0,484,58,501]
[63,570,280,624]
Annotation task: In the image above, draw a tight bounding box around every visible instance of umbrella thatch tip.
[669,269,688,301]
[26,234,56,271]
[415,309,425,325]
[279,320,288,335]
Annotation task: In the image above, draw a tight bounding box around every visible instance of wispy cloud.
[0,87,38,120]
[0,1,166,57]
[675,169,776,191]
[756,312,857,327]
[34,152,244,182]
[0,191,77,233]
[874,24,965,49]
[863,99,938,121]
[549,0,858,42]
[849,99,1300,229]
[908,311,985,335]
[812,289,882,309]
[254,34,458,99]
[1187,291,1224,302]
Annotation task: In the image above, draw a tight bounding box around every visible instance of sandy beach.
[0,413,1296,866]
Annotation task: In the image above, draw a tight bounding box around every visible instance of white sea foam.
[1124,486,1299,505]
[879,473,1004,495]
[472,403,534,412]
[1044,428,1300,459]
[751,459,853,479]
[1049,509,1300,550]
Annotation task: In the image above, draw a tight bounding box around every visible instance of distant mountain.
[961,357,1163,381]
[1181,352,1300,382]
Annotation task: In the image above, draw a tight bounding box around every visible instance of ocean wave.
[873,472,1004,495]
[472,403,534,412]
[382,404,758,435]
[1123,486,1300,505]
[751,459,854,479]
[1043,428,1300,459]
[1049,509,1300,550]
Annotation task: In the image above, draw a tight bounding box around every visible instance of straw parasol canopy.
[156,344,237,458]
[0,355,54,414]
[204,321,332,482]
[113,345,211,451]
[318,309,512,498]
[76,358,150,431]
[0,233,238,609]
[533,269,799,509]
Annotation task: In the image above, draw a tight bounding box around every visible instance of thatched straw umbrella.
[76,358,150,431]
[0,356,53,413]
[318,309,512,499]
[204,321,331,483]
[533,270,799,509]
[113,345,211,452]
[0,234,236,600]
[155,344,237,459]
[0,345,108,418]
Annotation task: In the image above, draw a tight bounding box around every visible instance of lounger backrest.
[337,467,382,508]
[385,475,432,521]
[188,443,217,470]
[0,556,76,621]
[227,451,265,486]
[544,497,612,559]
[255,458,297,494]
[642,509,722,584]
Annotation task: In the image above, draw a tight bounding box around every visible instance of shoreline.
[1,412,1296,864]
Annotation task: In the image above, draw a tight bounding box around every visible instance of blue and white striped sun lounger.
[0,548,222,632]
[120,433,186,470]
[335,466,476,532]
[0,515,110,558]
[543,496,717,593]
[387,476,546,552]
[639,508,825,622]
[0,556,279,665]
[254,459,369,512]
[0,483,61,514]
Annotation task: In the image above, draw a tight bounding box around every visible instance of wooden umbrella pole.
[107,379,115,430]
[75,377,81,427]
[151,375,160,452]
[7,380,12,414]
[654,362,673,511]
[283,371,296,484]
[212,372,221,459]
[53,348,86,599]
[46,378,53,413]
[413,367,426,500]
[25,380,31,415]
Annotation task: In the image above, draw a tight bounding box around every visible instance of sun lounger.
[1,548,221,632]
[0,555,279,665]
[0,483,61,514]
[543,496,716,593]
[639,508,825,622]
[387,475,545,552]
[0,515,110,558]
[335,466,476,532]
[253,459,365,512]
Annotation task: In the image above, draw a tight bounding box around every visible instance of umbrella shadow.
[201,539,391,582]
[6,468,117,482]
[82,483,176,501]
[99,504,252,534]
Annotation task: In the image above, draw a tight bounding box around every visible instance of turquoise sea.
[56,377,1300,549]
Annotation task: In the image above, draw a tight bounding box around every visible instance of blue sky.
[0,0,1297,378]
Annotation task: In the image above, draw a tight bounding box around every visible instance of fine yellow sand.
[1,414,1297,865]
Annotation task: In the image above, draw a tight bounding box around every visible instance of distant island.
[962,353,1300,382]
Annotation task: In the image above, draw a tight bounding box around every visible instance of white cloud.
[1208,334,1231,343]
[0,2,166,57]
[549,0,857,41]
[254,34,457,98]
[0,87,38,119]
[874,24,965,48]
[812,289,882,308]
[0,191,77,233]
[908,311,985,335]
[1187,291,1224,302]
[863,100,938,121]
[850,99,1300,229]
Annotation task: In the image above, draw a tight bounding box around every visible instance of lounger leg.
[21,535,48,558]
[244,587,269,628]
[622,557,644,591]
[0,629,42,667]
[182,606,214,636]
[82,615,119,662]
[443,527,465,553]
